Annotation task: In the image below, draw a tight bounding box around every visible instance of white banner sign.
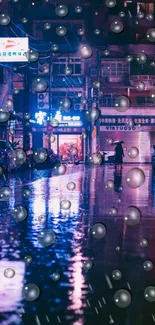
[0,38,29,62]
[100,126,155,132]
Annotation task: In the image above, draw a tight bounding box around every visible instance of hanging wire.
[10,21,51,52]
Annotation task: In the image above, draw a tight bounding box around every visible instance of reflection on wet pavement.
[0,164,155,324]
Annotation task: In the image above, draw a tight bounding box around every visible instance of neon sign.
[53,111,82,126]
[35,111,47,125]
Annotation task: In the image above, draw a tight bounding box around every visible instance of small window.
[75,64,81,74]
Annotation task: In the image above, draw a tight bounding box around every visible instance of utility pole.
[23,68,31,151]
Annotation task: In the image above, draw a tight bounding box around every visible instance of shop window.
[100,94,118,107]
[137,2,154,13]
[59,134,83,160]
[101,61,129,79]
[52,57,82,76]
[135,96,154,107]
[51,91,83,110]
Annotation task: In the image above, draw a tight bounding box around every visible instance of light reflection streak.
[0,260,25,313]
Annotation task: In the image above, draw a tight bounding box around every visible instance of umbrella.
[111,141,125,145]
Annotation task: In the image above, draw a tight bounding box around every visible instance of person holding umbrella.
[113,141,125,170]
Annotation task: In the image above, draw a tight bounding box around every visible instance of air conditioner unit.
[74,103,81,110]
[90,68,98,77]
[37,92,49,110]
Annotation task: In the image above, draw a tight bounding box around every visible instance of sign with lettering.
[53,111,83,127]
[100,116,155,126]
[100,125,155,132]
[0,38,29,62]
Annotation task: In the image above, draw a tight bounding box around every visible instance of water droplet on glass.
[27,50,39,62]
[136,52,147,64]
[146,13,154,21]
[126,168,145,188]
[85,108,100,121]
[14,149,26,165]
[91,223,107,239]
[88,153,102,166]
[59,98,72,111]
[60,200,71,210]
[110,21,123,33]
[24,112,31,120]
[104,49,110,56]
[109,207,118,216]
[32,78,48,93]
[38,215,47,224]
[79,45,93,59]
[21,17,28,23]
[50,118,59,127]
[136,81,145,91]
[82,260,93,271]
[65,66,72,76]
[13,88,20,95]
[119,11,125,17]
[0,109,10,122]
[22,283,40,301]
[75,5,82,13]
[4,268,15,278]
[107,138,113,144]
[24,255,33,264]
[105,0,116,8]
[55,4,68,17]
[93,80,101,88]
[81,98,88,105]
[112,269,122,280]
[146,28,155,42]
[77,28,85,36]
[44,22,51,30]
[51,44,59,52]
[137,12,145,19]
[105,179,114,190]
[67,182,76,191]
[33,148,48,163]
[13,206,27,222]
[114,95,130,112]
[54,164,66,175]
[70,147,78,156]
[128,147,139,159]
[144,286,155,302]
[5,99,13,109]
[38,229,56,247]
[0,187,12,200]
[124,206,141,226]
[126,55,133,62]
[51,272,60,281]
[56,26,67,36]
[23,188,32,198]
[0,13,11,26]
[114,289,131,308]
[143,260,153,271]
[94,28,101,35]
[140,238,149,248]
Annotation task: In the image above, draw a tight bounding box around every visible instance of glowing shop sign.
[54,111,82,127]
[0,38,29,62]
[35,111,47,125]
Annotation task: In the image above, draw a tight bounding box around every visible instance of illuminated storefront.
[99,116,155,163]
[32,111,88,162]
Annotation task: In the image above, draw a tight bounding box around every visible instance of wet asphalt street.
[1,164,155,325]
